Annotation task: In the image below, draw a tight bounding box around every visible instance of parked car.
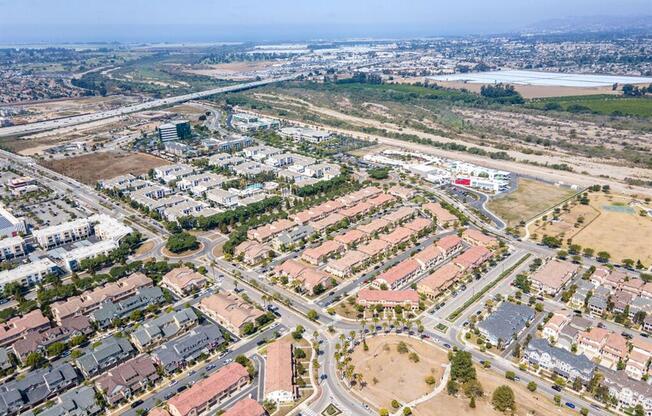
[565,402,575,409]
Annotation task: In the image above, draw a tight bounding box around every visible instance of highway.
[0,74,298,138]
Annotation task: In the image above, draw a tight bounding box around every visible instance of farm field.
[41,151,167,184]
[413,366,574,416]
[487,179,578,229]
[349,335,448,411]
[529,95,652,117]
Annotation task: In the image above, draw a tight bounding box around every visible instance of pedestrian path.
[393,363,450,416]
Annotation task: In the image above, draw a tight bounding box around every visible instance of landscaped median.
[447,253,531,322]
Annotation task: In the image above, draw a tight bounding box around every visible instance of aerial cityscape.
[1,1,652,416]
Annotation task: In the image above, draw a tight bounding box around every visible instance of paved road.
[0,75,298,138]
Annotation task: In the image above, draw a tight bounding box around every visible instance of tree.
[450,351,476,383]
[513,274,531,293]
[527,381,537,392]
[505,371,516,380]
[292,325,305,340]
[25,352,45,369]
[492,385,516,412]
[397,341,409,354]
[425,375,437,385]
[583,247,595,257]
[379,409,389,416]
[403,408,412,416]
[635,404,645,416]
[596,251,611,263]
[447,380,459,395]
[307,309,319,321]
[47,342,66,357]
[463,379,484,398]
[166,232,199,254]
[391,399,400,409]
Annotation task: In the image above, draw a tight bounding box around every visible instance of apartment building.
[198,293,264,335]
[0,204,26,238]
[530,259,579,296]
[131,308,198,351]
[95,356,159,406]
[357,288,420,310]
[160,267,207,297]
[75,336,135,378]
[265,340,296,404]
[0,236,26,260]
[0,309,50,347]
[152,324,224,373]
[33,218,92,249]
[0,257,57,290]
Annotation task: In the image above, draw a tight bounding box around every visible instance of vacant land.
[487,179,578,228]
[414,366,573,416]
[41,151,167,184]
[434,80,617,99]
[529,204,599,242]
[529,95,652,117]
[571,193,652,264]
[350,335,448,410]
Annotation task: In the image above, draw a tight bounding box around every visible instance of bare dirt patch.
[350,335,448,410]
[41,151,167,184]
[434,80,618,99]
[135,240,155,256]
[414,366,573,416]
[571,193,652,265]
[487,179,578,228]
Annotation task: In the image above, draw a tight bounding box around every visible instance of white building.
[61,240,119,272]
[0,258,57,289]
[153,164,195,184]
[0,236,26,260]
[91,214,133,242]
[0,205,26,238]
[279,126,332,143]
[207,189,240,208]
[33,218,93,249]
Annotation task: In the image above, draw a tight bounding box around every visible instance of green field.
[528,94,652,117]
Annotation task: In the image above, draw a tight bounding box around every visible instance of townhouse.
[301,240,345,265]
[0,309,50,347]
[153,164,195,184]
[273,225,314,250]
[462,228,499,249]
[453,245,492,270]
[0,363,78,416]
[75,336,135,379]
[247,219,295,243]
[524,338,596,384]
[234,240,272,265]
[88,287,163,329]
[265,340,297,404]
[131,308,198,351]
[542,312,571,342]
[529,259,579,296]
[167,363,250,416]
[417,263,463,299]
[326,250,369,277]
[152,324,224,373]
[95,355,159,406]
[356,218,391,236]
[33,386,101,416]
[603,369,652,415]
[198,293,264,335]
[222,398,266,416]
[421,201,457,225]
[160,267,207,297]
[11,315,92,363]
[309,212,345,234]
[372,258,421,290]
[333,229,368,248]
[208,152,245,168]
[478,302,535,348]
[357,288,420,311]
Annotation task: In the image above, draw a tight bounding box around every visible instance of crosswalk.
[297,403,320,416]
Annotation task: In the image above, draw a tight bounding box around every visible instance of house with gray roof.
[152,324,224,373]
[477,302,535,348]
[131,308,198,351]
[24,386,101,416]
[629,296,652,320]
[91,286,164,328]
[0,363,78,415]
[75,336,135,378]
[602,368,652,414]
[588,290,609,317]
[524,338,595,383]
[557,315,592,350]
[0,349,11,372]
[273,225,315,250]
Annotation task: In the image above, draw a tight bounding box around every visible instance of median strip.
[447,253,531,322]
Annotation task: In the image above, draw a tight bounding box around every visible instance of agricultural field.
[413,366,574,416]
[349,335,448,411]
[41,151,167,184]
[487,179,578,229]
[529,94,652,118]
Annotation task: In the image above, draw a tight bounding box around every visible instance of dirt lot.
[185,60,284,80]
[529,204,599,242]
[350,335,448,410]
[41,151,167,184]
[570,193,652,264]
[487,179,578,228]
[414,366,574,416]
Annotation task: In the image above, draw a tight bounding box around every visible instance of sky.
[0,0,650,44]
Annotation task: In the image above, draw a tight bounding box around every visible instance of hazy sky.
[0,0,650,44]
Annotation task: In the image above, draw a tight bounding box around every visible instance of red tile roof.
[168,363,249,416]
[222,398,265,416]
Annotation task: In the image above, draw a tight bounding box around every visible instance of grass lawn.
[350,335,448,411]
[487,179,578,228]
[413,366,575,416]
[529,94,652,117]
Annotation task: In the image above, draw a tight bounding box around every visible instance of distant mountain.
[521,15,652,34]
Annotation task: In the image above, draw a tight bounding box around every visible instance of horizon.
[0,0,650,44]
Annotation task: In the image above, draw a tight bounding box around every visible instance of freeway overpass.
[0,74,298,138]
